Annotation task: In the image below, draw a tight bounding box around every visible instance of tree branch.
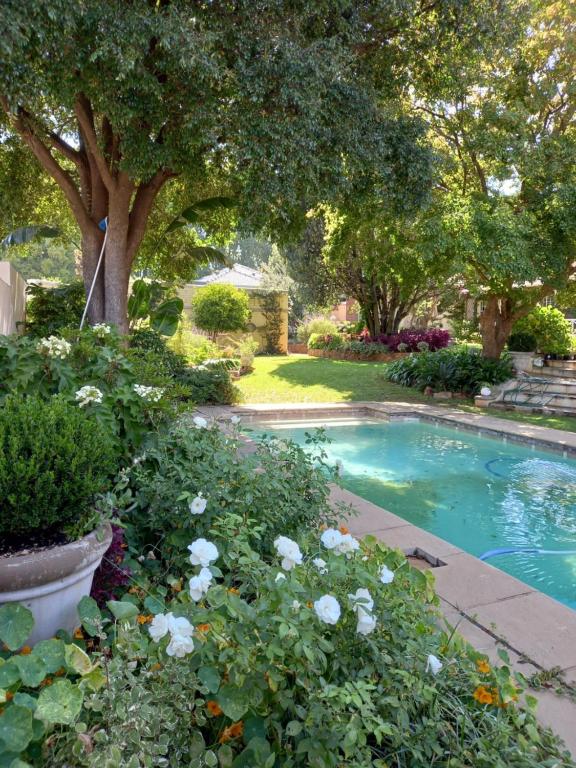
[74,94,115,191]
[126,169,174,261]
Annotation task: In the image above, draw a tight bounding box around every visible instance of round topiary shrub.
[191,284,250,341]
[0,395,118,540]
[512,306,572,355]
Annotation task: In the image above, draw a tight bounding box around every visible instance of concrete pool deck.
[198,401,576,755]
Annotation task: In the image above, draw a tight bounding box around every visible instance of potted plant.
[0,395,118,644]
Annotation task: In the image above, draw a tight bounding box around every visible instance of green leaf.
[205,751,218,767]
[13,656,47,687]
[243,715,266,742]
[32,640,65,674]
[150,297,184,337]
[218,745,234,768]
[0,705,33,753]
[106,601,139,621]
[165,197,236,233]
[1,225,60,248]
[127,279,152,322]
[285,720,302,737]
[35,680,83,725]
[217,685,249,721]
[64,644,93,676]
[0,660,20,688]
[77,667,106,692]
[143,595,165,615]
[0,604,34,651]
[198,666,220,693]
[12,693,37,711]
[77,597,102,638]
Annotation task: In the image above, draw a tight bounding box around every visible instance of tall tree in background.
[414,0,576,358]
[2,0,486,330]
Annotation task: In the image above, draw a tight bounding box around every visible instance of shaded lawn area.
[237,355,429,404]
[237,355,576,433]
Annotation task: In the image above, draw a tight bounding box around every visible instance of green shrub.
[507,331,537,352]
[307,332,344,350]
[0,330,172,455]
[512,306,572,355]
[130,328,188,378]
[25,281,86,337]
[177,364,240,405]
[191,284,250,340]
[386,347,514,394]
[118,420,337,568]
[296,317,339,344]
[0,395,117,539]
[169,314,223,363]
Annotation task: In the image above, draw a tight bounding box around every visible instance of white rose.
[149,613,169,642]
[348,587,374,614]
[312,557,328,574]
[188,538,219,567]
[337,533,360,557]
[274,535,303,571]
[320,528,343,550]
[188,567,213,602]
[193,415,208,429]
[356,607,377,636]
[314,594,341,625]
[291,600,301,611]
[380,565,395,584]
[165,613,194,638]
[166,633,194,657]
[426,654,443,676]
[189,493,207,515]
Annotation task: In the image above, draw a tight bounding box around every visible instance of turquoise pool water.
[261,419,576,609]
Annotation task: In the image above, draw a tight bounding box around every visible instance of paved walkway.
[199,401,576,755]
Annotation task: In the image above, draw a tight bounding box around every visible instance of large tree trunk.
[479,295,514,359]
[81,229,105,324]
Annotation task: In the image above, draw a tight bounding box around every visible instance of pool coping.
[197,401,576,755]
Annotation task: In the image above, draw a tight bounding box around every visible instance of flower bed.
[0,417,572,767]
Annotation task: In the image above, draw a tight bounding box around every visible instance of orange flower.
[4,691,13,702]
[40,677,53,688]
[476,659,491,675]
[137,614,153,625]
[206,700,223,716]
[219,721,244,743]
[228,587,240,595]
[150,662,162,672]
[73,628,84,640]
[19,645,32,655]
[473,685,494,705]
[172,581,182,593]
[306,601,313,609]
[196,623,211,633]
[338,524,349,535]
[55,668,66,677]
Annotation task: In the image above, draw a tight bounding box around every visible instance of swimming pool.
[259,419,576,610]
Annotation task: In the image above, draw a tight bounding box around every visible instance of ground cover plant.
[386,347,514,395]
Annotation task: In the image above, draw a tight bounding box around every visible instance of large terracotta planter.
[0,523,112,645]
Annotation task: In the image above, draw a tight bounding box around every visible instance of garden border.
[197,400,576,755]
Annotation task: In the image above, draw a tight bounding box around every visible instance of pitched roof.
[193,264,263,289]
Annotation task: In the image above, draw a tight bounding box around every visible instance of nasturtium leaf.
[0,705,33,752]
[8,759,34,768]
[106,601,139,621]
[32,639,65,674]
[217,744,234,768]
[143,595,165,615]
[35,679,83,725]
[217,685,249,721]
[77,596,102,637]
[243,715,266,742]
[0,604,33,651]
[0,659,20,687]
[198,666,220,693]
[64,644,93,676]
[13,655,47,687]
[78,667,106,693]
[13,693,37,711]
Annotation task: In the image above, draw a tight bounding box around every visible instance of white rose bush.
[6,422,566,768]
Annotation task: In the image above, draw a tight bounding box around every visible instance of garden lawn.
[238,355,435,404]
[238,354,576,433]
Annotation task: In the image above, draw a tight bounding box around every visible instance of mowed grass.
[237,355,429,404]
[236,354,576,433]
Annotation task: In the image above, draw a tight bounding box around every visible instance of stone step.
[541,365,576,379]
[503,391,576,409]
[546,359,576,369]
[509,378,576,395]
